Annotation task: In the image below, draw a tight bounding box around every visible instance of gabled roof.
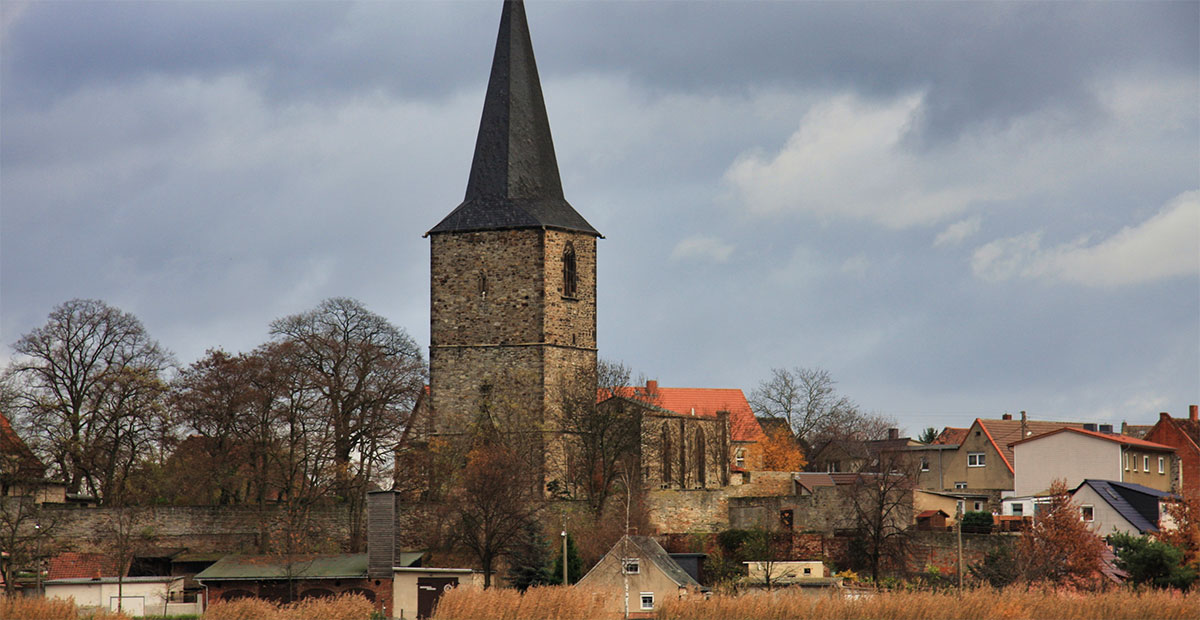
[195,554,368,581]
[1073,479,1173,534]
[974,418,1084,475]
[605,385,766,443]
[1011,427,1176,452]
[933,427,968,445]
[0,410,46,480]
[47,552,122,580]
[427,0,599,237]
[584,535,699,589]
[1147,414,1200,454]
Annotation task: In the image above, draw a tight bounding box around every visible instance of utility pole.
[956,505,963,595]
[34,523,42,596]
[561,510,568,585]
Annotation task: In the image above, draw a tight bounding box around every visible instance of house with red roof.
[912,413,1083,510]
[1011,426,1178,496]
[1142,405,1200,495]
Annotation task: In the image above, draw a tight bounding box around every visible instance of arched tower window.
[562,242,577,298]
[660,424,672,485]
[695,428,707,487]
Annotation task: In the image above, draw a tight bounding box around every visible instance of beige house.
[914,414,1082,509]
[577,535,704,619]
[1011,427,1177,496]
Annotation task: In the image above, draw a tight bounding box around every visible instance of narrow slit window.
[562,243,578,298]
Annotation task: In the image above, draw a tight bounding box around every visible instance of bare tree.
[269,298,426,549]
[751,367,895,471]
[451,441,544,588]
[103,505,154,613]
[5,299,172,503]
[842,451,916,582]
[0,497,58,595]
[559,359,642,516]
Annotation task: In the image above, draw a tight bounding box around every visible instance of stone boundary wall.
[33,504,353,554]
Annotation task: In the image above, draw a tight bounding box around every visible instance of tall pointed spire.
[428,0,599,237]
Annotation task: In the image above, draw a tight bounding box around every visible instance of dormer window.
[562,242,578,298]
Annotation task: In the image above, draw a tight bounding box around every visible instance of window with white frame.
[1011,503,1023,516]
[1159,457,1165,474]
[1144,455,1150,472]
[735,449,745,469]
[640,592,654,610]
[967,452,985,467]
[920,456,930,472]
[954,482,967,490]
[1125,453,1130,471]
[1081,505,1094,522]
[622,559,640,574]
[973,500,984,512]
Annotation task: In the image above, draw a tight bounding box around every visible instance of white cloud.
[934,216,982,247]
[670,235,735,263]
[971,190,1200,287]
[723,92,998,229]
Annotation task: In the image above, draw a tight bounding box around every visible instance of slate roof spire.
[427,0,600,237]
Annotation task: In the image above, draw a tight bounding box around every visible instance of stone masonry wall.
[35,504,352,554]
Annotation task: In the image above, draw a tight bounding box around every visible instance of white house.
[44,576,188,617]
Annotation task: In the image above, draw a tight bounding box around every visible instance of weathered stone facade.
[29,503,352,554]
[428,229,597,486]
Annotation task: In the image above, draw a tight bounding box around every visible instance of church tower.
[426,0,600,486]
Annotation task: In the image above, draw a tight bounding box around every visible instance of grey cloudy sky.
[3,0,1197,434]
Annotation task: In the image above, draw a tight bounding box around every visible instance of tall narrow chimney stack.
[1190,405,1198,422]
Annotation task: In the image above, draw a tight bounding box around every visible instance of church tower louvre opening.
[425,0,600,491]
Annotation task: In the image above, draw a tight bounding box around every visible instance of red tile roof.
[0,410,45,480]
[47,552,122,580]
[933,427,968,445]
[975,418,1084,475]
[607,384,766,443]
[1011,427,1177,452]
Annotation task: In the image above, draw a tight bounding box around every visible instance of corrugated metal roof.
[195,554,368,581]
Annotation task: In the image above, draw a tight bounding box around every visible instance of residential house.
[0,410,65,503]
[916,413,1083,510]
[1142,406,1199,494]
[1011,427,1178,497]
[577,535,704,619]
[44,551,194,617]
[1071,479,1174,536]
[908,427,966,492]
[808,429,920,474]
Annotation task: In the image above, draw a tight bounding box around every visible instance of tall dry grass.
[429,586,1200,620]
[0,596,132,620]
[201,593,374,620]
[432,585,621,620]
[661,587,1200,620]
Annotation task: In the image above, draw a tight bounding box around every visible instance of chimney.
[1020,411,1028,438]
[367,491,396,579]
[888,428,899,440]
[1002,413,1012,421]
[1161,412,1171,422]
[1191,405,1198,422]
[646,380,658,394]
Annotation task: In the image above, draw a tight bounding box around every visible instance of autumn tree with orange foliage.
[1155,488,1200,573]
[760,425,806,471]
[1016,479,1108,588]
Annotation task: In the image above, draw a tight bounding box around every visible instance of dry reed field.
[432,585,621,620]
[0,597,131,620]
[430,586,1200,620]
[201,593,374,620]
